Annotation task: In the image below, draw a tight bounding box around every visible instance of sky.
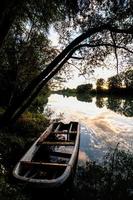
[48,26,117,89]
[62,67,117,89]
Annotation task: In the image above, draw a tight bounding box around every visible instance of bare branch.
[71,56,85,59]
[66,61,87,80]
[110,32,119,74]
[73,43,133,54]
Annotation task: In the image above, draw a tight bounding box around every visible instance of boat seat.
[20,160,67,168]
[41,141,75,146]
[51,131,77,134]
[51,131,68,134]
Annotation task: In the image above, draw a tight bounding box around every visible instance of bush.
[11,112,49,136]
[73,147,133,200]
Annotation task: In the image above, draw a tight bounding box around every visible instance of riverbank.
[1,141,133,200]
[0,111,50,200]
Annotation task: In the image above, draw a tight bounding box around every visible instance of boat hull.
[13,121,80,188]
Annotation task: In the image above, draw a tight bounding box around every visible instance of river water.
[44,94,133,163]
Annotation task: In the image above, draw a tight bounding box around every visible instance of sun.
[102,84,108,90]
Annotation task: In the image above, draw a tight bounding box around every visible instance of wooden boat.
[13,121,80,188]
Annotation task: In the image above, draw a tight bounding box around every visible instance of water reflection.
[45,94,133,162]
[59,93,133,117]
[95,96,106,108]
[102,96,133,117]
[79,125,107,162]
[76,93,92,103]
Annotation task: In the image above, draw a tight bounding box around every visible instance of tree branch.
[71,56,85,59]
[72,43,133,54]
[110,32,119,74]
[66,61,87,79]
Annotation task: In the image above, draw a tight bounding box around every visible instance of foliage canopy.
[0,0,133,127]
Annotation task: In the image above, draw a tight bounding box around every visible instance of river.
[44,93,133,163]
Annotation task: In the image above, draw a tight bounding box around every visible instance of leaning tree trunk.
[6,47,76,125]
[0,24,132,129]
[0,25,106,128]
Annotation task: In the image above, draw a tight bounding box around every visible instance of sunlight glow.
[102,84,108,90]
[48,25,59,47]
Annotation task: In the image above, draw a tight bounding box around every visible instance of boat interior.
[18,121,79,180]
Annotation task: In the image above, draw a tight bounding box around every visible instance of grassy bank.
[0,111,50,200]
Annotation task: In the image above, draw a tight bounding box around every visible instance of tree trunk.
[6,47,75,125]
[0,0,24,49]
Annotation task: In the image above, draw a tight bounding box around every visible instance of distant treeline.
[56,69,133,96]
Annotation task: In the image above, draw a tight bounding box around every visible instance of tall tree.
[124,70,133,89]
[96,78,105,91]
[108,75,122,90]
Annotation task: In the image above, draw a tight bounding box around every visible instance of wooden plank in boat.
[51,131,77,134]
[51,131,68,134]
[69,131,77,134]
[42,141,75,146]
[37,124,54,144]
[54,123,61,132]
[21,161,67,168]
[69,123,73,133]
